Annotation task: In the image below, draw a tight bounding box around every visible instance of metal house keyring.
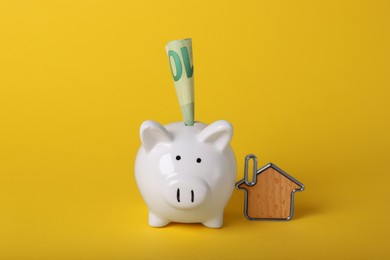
[236,154,304,221]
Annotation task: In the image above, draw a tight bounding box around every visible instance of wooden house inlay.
[236,163,304,220]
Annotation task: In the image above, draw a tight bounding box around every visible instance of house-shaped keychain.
[236,154,304,220]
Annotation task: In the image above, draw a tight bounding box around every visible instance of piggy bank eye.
[176,155,181,161]
[196,158,201,163]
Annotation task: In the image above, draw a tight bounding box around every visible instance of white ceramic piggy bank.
[135,120,236,228]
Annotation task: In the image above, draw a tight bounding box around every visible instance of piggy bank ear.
[140,120,172,153]
[197,120,233,152]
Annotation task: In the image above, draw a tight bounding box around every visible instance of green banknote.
[166,38,194,126]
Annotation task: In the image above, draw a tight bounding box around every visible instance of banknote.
[166,38,194,126]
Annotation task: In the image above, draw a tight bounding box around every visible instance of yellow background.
[1,0,389,259]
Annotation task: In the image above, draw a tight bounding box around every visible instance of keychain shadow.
[292,202,321,220]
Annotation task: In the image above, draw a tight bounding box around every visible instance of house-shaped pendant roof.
[236,155,304,221]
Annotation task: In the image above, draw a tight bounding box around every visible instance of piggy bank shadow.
[223,191,246,226]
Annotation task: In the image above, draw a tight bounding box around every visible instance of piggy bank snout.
[163,176,209,209]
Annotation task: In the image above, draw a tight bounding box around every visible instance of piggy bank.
[135,120,236,228]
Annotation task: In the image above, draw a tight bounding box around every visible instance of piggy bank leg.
[148,211,170,227]
[202,212,223,228]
